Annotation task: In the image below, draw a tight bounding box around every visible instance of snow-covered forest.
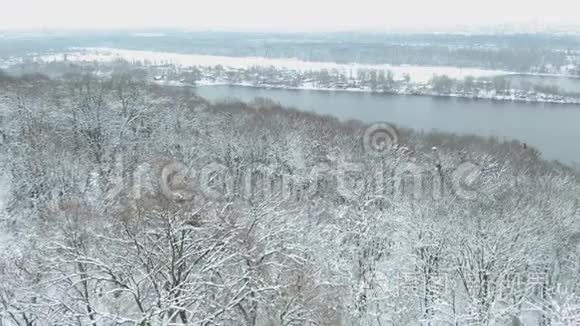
[0,73,579,325]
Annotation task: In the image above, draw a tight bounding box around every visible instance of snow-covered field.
[39,47,514,83]
[0,57,24,69]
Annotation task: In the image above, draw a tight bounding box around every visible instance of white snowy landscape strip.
[39,47,514,83]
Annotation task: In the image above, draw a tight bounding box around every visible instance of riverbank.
[159,79,580,105]
[194,83,580,166]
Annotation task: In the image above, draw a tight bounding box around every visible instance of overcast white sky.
[0,0,578,31]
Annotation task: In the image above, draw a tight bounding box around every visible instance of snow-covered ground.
[38,47,515,83]
[0,57,24,69]
[0,173,11,251]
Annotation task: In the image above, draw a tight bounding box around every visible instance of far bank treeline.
[0,73,578,325]
[6,58,580,104]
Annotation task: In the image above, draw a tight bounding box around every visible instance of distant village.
[149,63,580,105]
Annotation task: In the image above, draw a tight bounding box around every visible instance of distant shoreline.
[179,80,580,106]
[4,46,580,105]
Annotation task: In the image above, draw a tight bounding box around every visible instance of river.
[195,85,580,167]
